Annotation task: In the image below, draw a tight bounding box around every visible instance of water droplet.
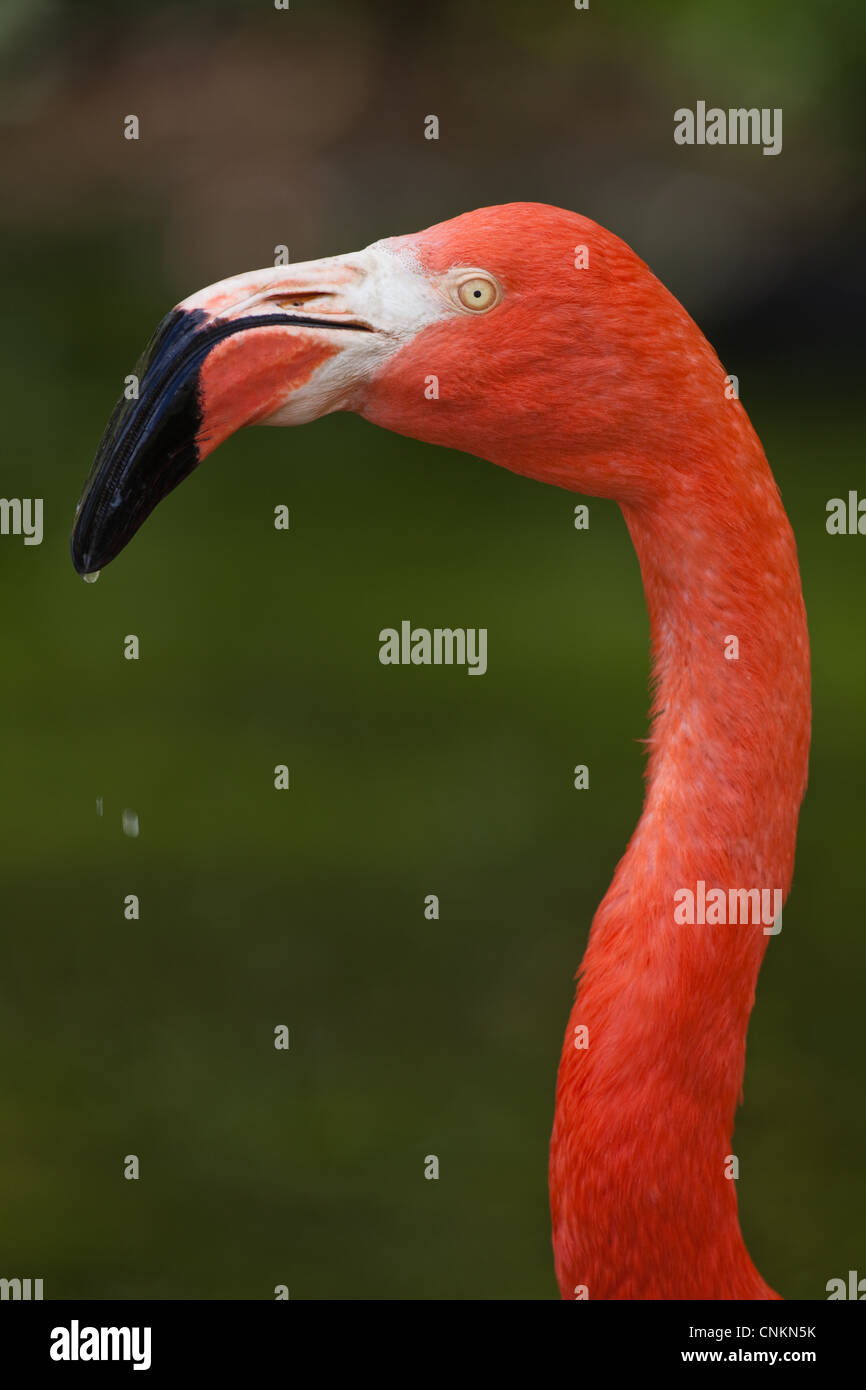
[83,570,100,584]
[122,809,139,838]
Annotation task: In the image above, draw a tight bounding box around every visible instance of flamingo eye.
[455,274,500,312]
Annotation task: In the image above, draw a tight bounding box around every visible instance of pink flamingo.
[73,203,810,1298]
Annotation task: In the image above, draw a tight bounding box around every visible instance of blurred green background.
[0,0,863,1299]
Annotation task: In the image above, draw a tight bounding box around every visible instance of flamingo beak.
[70,255,380,576]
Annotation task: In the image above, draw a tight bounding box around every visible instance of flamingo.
[71,203,811,1299]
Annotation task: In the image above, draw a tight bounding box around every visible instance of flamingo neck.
[550,423,810,1300]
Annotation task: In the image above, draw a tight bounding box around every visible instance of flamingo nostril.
[269,290,336,311]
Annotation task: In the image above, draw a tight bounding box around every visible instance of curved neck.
[622,438,810,898]
[550,425,810,1300]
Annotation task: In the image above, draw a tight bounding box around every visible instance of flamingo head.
[72,202,721,576]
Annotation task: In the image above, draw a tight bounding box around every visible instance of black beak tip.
[70,476,144,576]
[70,527,100,579]
[70,470,143,577]
[70,307,212,578]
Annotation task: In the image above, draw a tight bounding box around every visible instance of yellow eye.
[456,275,499,312]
